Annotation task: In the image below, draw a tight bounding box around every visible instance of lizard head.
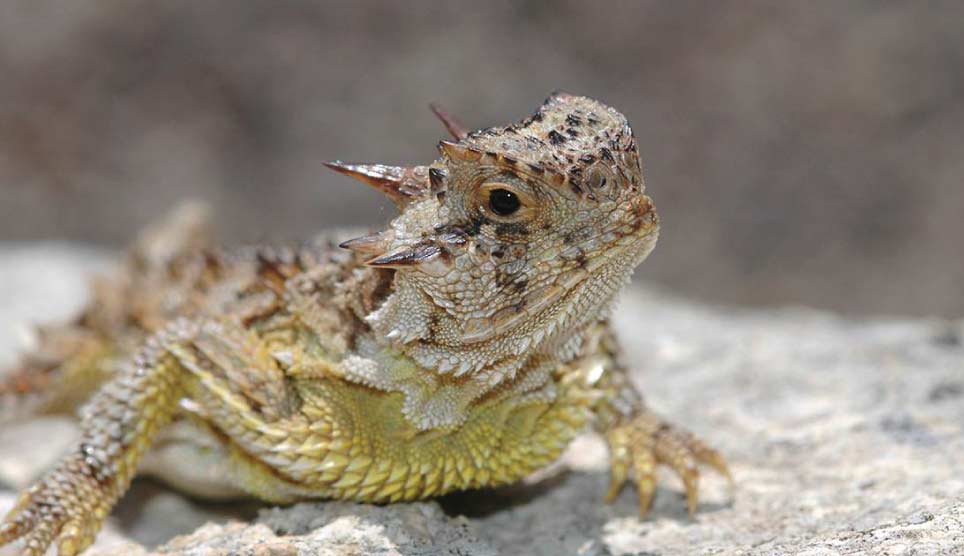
[330,93,658,366]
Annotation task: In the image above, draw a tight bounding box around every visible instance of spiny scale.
[339,232,392,258]
[323,161,429,207]
[438,140,482,162]
[429,103,469,140]
[366,241,444,269]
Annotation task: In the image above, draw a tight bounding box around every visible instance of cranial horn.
[324,161,429,208]
[429,103,470,140]
[438,141,482,162]
[366,240,451,277]
[338,231,393,258]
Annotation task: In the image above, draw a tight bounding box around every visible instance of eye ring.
[478,182,535,222]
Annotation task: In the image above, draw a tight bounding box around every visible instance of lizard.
[0,92,730,556]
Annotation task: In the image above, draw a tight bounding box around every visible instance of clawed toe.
[0,458,105,556]
[605,410,731,518]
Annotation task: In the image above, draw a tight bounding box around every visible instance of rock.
[1,243,962,555]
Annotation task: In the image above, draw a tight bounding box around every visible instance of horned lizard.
[0,93,729,555]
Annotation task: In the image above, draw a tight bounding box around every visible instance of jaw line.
[459,228,658,347]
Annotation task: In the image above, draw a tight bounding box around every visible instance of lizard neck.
[364,267,624,384]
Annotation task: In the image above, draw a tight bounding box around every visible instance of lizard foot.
[0,452,111,556]
[604,409,731,518]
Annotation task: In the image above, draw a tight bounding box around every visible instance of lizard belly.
[212,374,593,504]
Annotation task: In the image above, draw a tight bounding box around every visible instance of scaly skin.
[0,93,729,556]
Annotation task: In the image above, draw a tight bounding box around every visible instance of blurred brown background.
[0,1,961,317]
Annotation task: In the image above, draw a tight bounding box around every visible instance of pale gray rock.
[0,244,962,555]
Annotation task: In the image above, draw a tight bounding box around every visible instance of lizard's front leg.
[602,407,732,516]
[0,316,294,556]
[588,336,731,518]
[0,324,194,556]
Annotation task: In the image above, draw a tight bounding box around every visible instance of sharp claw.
[630,442,657,518]
[605,412,730,519]
[605,428,632,503]
[681,467,700,517]
[709,453,734,485]
[605,458,628,502]
[636,475,656,518]
[691,439,732,479]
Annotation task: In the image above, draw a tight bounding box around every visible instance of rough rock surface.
[1,243,962,555]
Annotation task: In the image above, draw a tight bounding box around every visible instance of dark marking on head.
[568,166,584,194]
[566,114,582,126]
[568,180,584,196]
[600,147,615,162]
[547,130,566,145]
[579,154,596,164]
[566,128,579,138]
[495,222,529,237]
[433,224,469,245]
[465,218,484,236]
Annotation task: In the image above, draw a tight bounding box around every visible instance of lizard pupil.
[489,189,520,216]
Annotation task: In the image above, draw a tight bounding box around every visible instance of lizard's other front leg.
[0,315,281,556]
[588,331,731,518]
[0,325,193,556]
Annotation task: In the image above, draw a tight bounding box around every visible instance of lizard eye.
[478,182,534,222]
[488,188,520,216]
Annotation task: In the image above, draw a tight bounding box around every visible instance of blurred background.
[0,0,961,317]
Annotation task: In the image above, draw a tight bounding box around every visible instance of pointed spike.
[438,141,482,162]
[339,231,392,257]
[324,161,429,207]
[429,103,470,140]
[497,154,519,167]
[429,167,446,192]
[366,241,453,277]
[366,241,443,269]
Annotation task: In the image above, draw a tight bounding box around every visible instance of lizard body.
[0,93,728,556]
